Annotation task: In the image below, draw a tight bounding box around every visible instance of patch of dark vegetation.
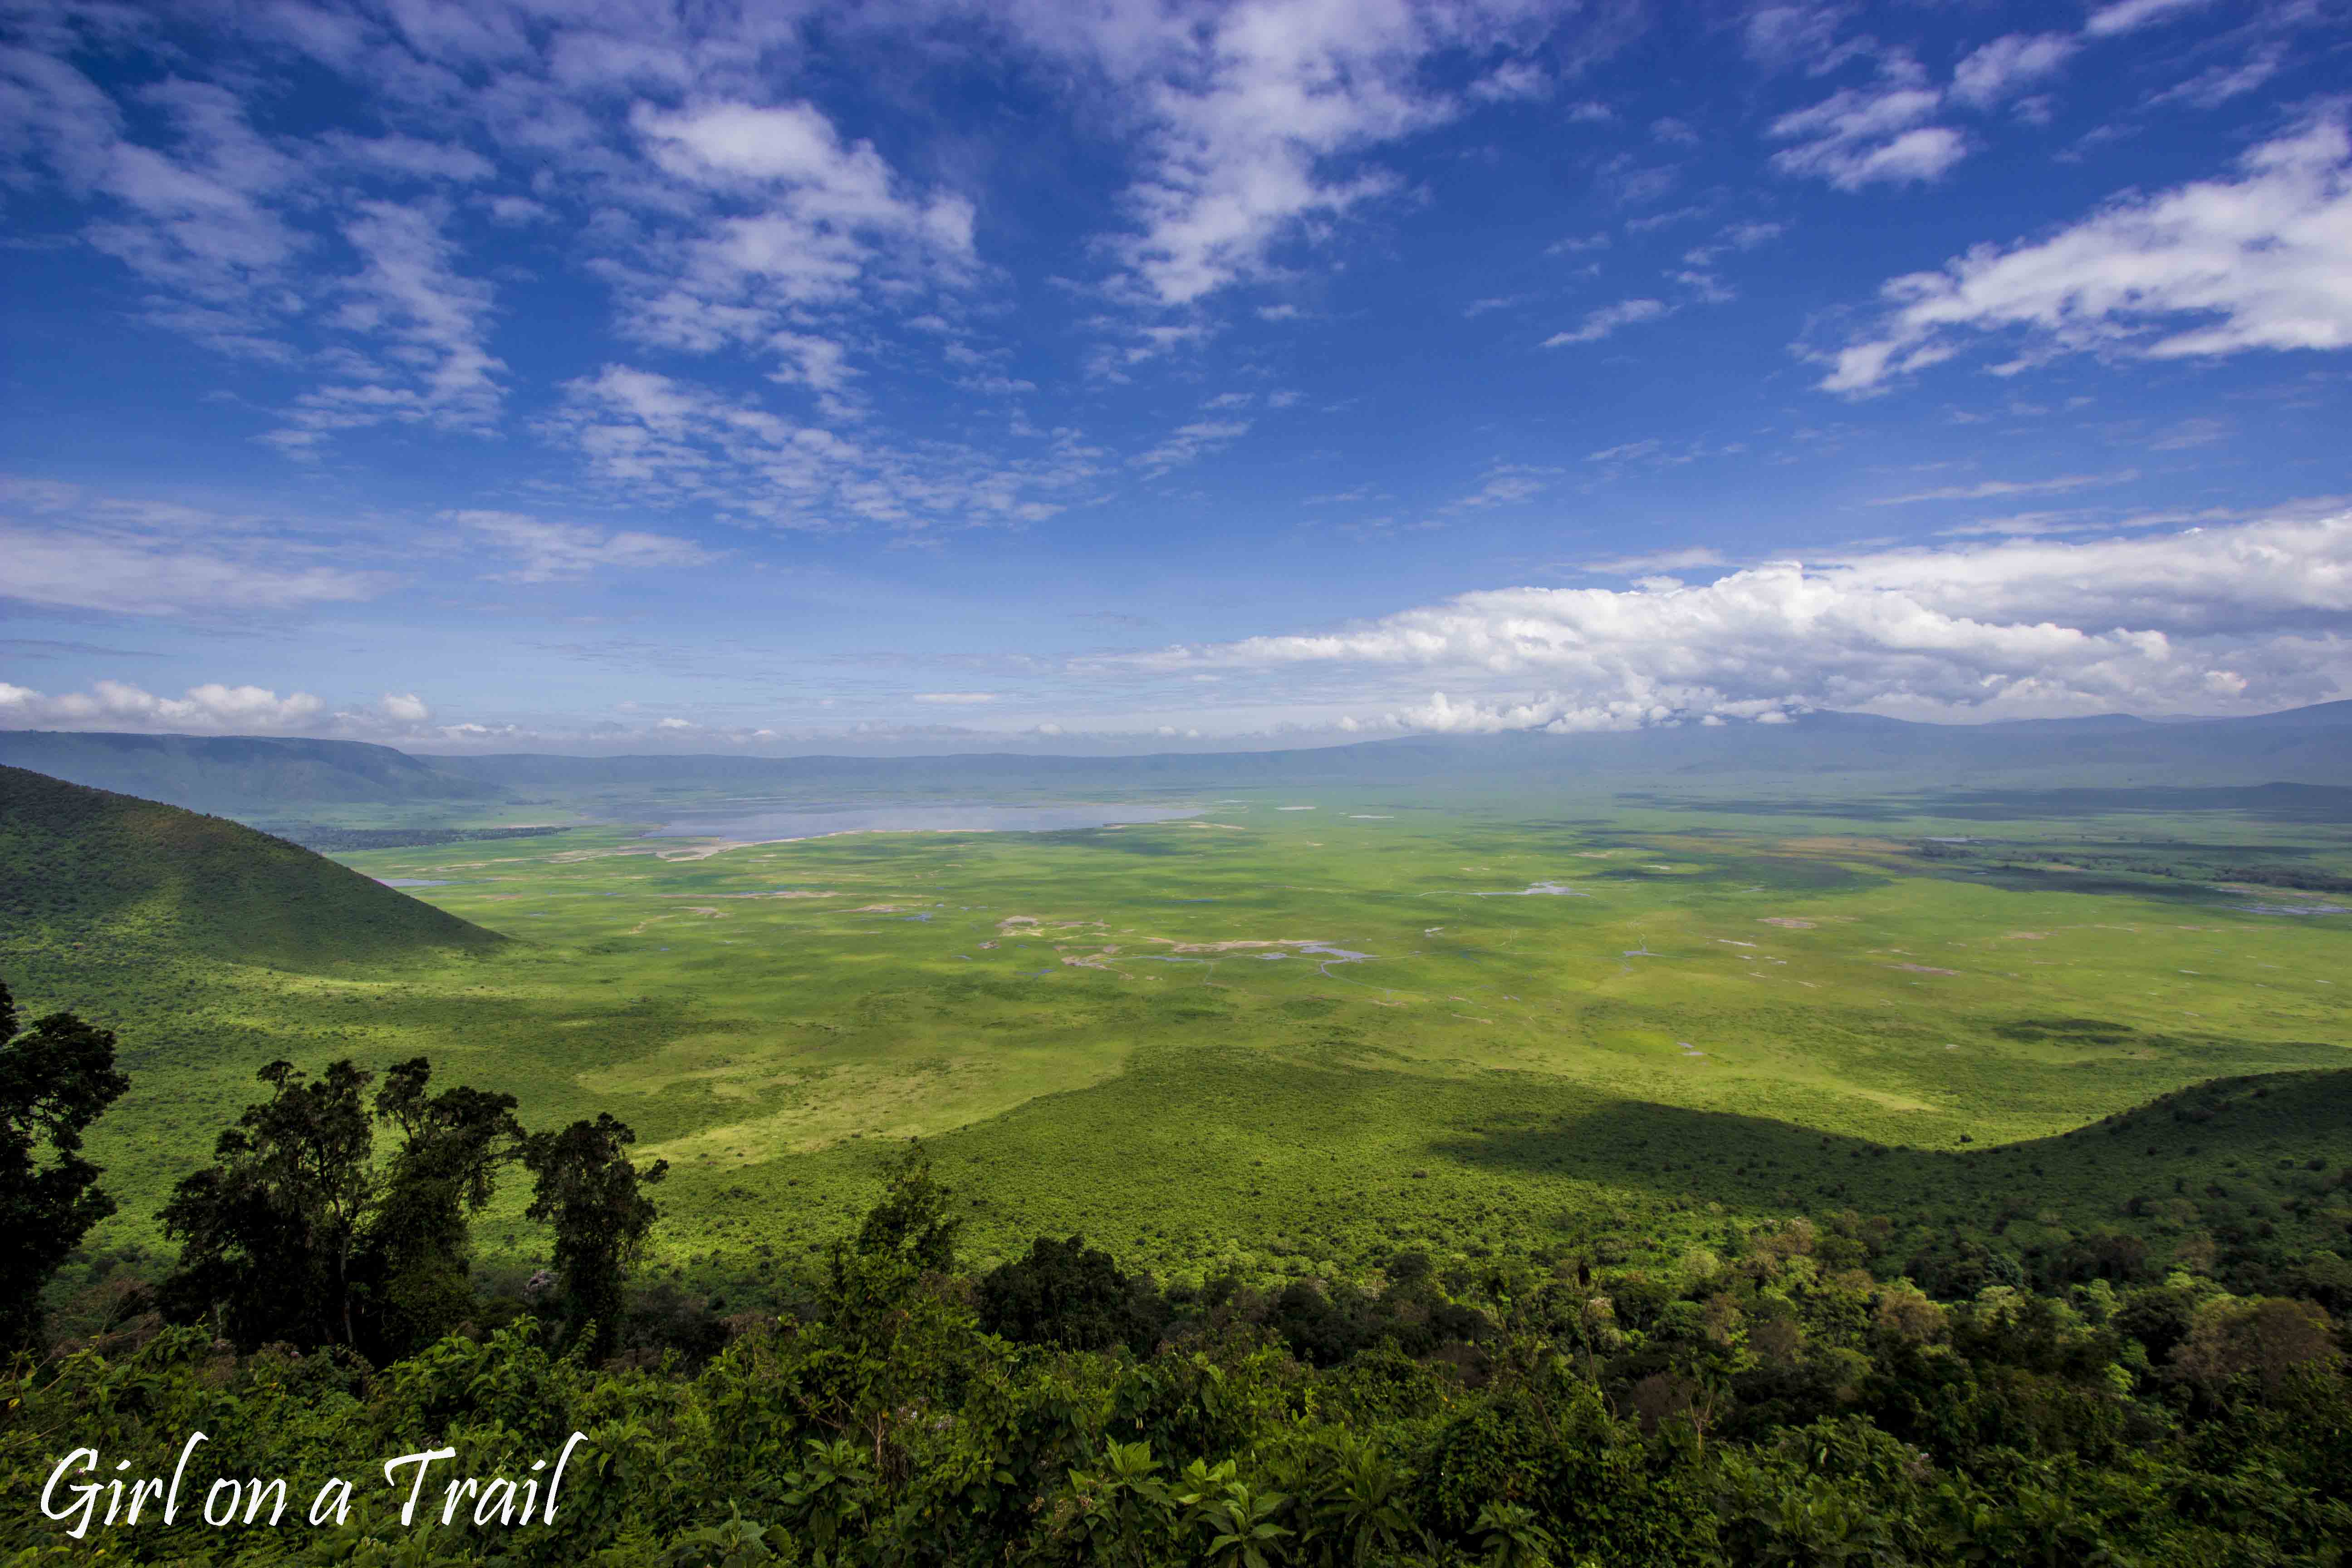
[1904,838,2352,896]
[1614,791,1911,820]
[1925,864,2231,901]
[1916,783,2352,823]
[16,1035,2350,1565]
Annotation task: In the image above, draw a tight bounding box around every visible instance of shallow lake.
[643,804,1202,841]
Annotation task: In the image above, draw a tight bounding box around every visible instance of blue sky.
[2,0,2348,753]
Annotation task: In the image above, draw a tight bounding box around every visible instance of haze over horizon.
[5,0,2351,756]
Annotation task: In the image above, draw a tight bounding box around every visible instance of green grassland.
[6,776,2349,1297]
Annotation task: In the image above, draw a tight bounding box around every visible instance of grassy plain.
[7,782,2349,1294]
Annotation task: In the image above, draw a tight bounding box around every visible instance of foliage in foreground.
[5,1150,2347,1568]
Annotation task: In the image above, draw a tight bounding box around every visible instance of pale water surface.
[644,804,1201,841]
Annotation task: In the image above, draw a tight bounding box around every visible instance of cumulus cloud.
[377,691,432,725]
[1112,509,2352,725]
[1823,116,2352,394]
[0,679,324,732]
[913,691,997,704]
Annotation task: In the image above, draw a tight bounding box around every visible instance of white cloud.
[1578,546,1726,575]
[0,64,307,357]
[1741,5,1848,72]
[377,691,432,724]
[1001,0,1572,311]
[1132,419,1250,477]
[0,679,325,732]
[541,363,1104,529]
[2150,47,2283,111]
[1470,59,1548,103]
[1822,117,2352,394]
[1868,471,2136,505]
[1442,467,1552,512]
[452,510,712,582]
[1769,77,1967,190]
[616,98,975,391]
[270,200,506,448]
[1112,509,2352,724]
[2082,0,2215,39]
[913,691,998,704]
[0,510,380,617]
[1543,298,1667,346]
[331,133,495,183]
[1950,34,2077,109]
[1084,1,1451,308]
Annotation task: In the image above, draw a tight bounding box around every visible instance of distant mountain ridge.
[0,730,510,816]
[0,764,503,971]
[5,698,2351,822]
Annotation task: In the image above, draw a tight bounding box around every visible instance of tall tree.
[0,979,131,1348]
[158,1059,376,1349]
[356,1058,523,1358]
[159,1056,532,1355]
[853,1140,961,1274]
[523,1112,666,1357]
[826,1140,965,1331]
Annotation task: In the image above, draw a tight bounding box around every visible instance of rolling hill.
[0,764,504,971]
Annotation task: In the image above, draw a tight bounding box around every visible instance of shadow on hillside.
[1423,1068,2352,1225]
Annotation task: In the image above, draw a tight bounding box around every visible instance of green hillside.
[0,764,505,972]
[0,730,509,816]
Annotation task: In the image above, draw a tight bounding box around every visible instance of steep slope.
[0,731,508,816]
[0,765,503,971]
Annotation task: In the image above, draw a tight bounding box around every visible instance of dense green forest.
[4,976,2347,1567]
[0,767,502,971]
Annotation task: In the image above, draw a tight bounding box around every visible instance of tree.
[158,1058,376,1349]
[0,979,131,1348]
[852,1139,960,1274]
[523,1112,666,1356]
[355,1058,522,1358]
[977,1233,1168,1353]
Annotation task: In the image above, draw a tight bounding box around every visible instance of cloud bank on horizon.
[0,0,2347,753]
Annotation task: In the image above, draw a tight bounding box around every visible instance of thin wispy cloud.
[1868,471,2137,505]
